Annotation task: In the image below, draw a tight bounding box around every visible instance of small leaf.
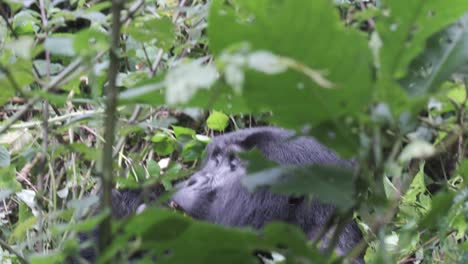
[5,36,34,58]
[0,146,10,167]
[172,126,196,138]
[151,132,176,156]
[10,216,37,243]
[73,28,109,55]
[0,167,21,191]
[45,36,75,56]
[181,140,206,162]
[147,160,161,177]
[206,110,229,131]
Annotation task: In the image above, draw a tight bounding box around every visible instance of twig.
[37,3,50,251]
[150,49,164,76]
[9,110,104,129]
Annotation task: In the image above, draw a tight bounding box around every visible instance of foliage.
[0,0,467,263]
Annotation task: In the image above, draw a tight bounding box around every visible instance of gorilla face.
[171,140,294,228]
[171,147,248,222]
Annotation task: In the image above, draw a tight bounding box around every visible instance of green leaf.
[45,36,75,56]
[242,165,356,210]
[401,15,468,96]
[456,159,468,183]
[0,146,10,167]
[68,143,100,161]
[73,28,109,55]
[172,126,196,138]
[126,16,175,51]
[378,0,468,80]
[181,140,206,162]
[13,10,39,35]
[147,160,161,178]
[33,60,64,76]
[118,75,165,105]
[0,167,21,191]
[29,252,65,264]
[4,36,34,59]
[0,59,34,106]
[420,191,455,229]
[208,0,372,127]
[206,110,229,131]
[151,132,176,156]
[11,215,37,243]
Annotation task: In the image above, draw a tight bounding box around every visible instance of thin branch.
[38,0,50,222]
[9,109,103,129]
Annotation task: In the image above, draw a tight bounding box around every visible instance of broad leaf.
[208,0,372,127]
[378,0,468,80]
[401,15,468,96]
[242,165,356,210]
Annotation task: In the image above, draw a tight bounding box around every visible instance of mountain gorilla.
[71,127,363,263]
[171,127,363,263]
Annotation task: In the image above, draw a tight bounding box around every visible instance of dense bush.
[0,0,467,263]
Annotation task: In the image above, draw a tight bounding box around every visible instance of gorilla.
[171,126,363,263]
[70,127,363,263]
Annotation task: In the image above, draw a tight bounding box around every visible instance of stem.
[98,0,124,260]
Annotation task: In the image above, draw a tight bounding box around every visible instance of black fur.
[171,127,363,263]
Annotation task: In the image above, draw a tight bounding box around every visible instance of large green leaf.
[401,15,468,96]
[378,0,468,81]
[208,0,372,127]
[126,16,175,51]
[242,164,356,210]
[107,208,324,264]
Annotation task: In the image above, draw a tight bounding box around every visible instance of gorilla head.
[171,127,363,260]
